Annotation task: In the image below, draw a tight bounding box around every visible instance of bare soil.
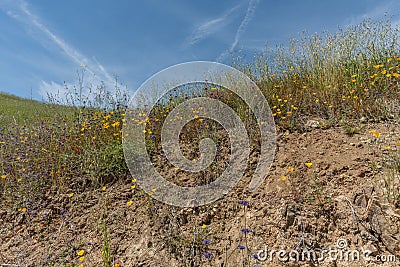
[1,121,400,267]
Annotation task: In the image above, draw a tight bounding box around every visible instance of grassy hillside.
[0,93,76,127]
[0,18,399,266]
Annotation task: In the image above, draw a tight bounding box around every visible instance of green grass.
[0,92,76,128]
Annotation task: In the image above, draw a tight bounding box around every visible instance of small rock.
[285,204,296,229]
[363,241,379,256]
[305,120,320,128]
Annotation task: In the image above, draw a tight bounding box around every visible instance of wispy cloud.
[217,0,260,62]
[183,3,241,48]
[1,0,117,99]
[345,0,400,26]
[38,80,67,102]
[230,0,259,51]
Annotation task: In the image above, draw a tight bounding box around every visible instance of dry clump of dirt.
[0,122,400,267]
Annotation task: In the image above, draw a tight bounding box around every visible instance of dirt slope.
[1,121,399,267]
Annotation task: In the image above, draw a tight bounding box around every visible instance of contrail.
[184,3,241,47]
[3,0,115,87]
[217,0,259,62]
[230,0,260,51]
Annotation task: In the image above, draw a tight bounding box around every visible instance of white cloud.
[38,80,69,103]
[1,0,120,101]
[345,0,400,26]
[6,10,19,19]
[39,78,109,106]
[183,3,241,48]
[217,0,260,62]
[230,0,259,51]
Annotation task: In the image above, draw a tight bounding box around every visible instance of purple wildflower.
[202,252,213,259]
[239,200,249,206]
[202,239,211,245]
[240,228,251,234]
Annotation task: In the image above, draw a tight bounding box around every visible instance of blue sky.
[0,0,399,101]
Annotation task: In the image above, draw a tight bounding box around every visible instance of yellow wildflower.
[77,250,85,256]
[373,64,383,69]
[369,130,381,139]
[111,121,120,128]
[18,207,27,213]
